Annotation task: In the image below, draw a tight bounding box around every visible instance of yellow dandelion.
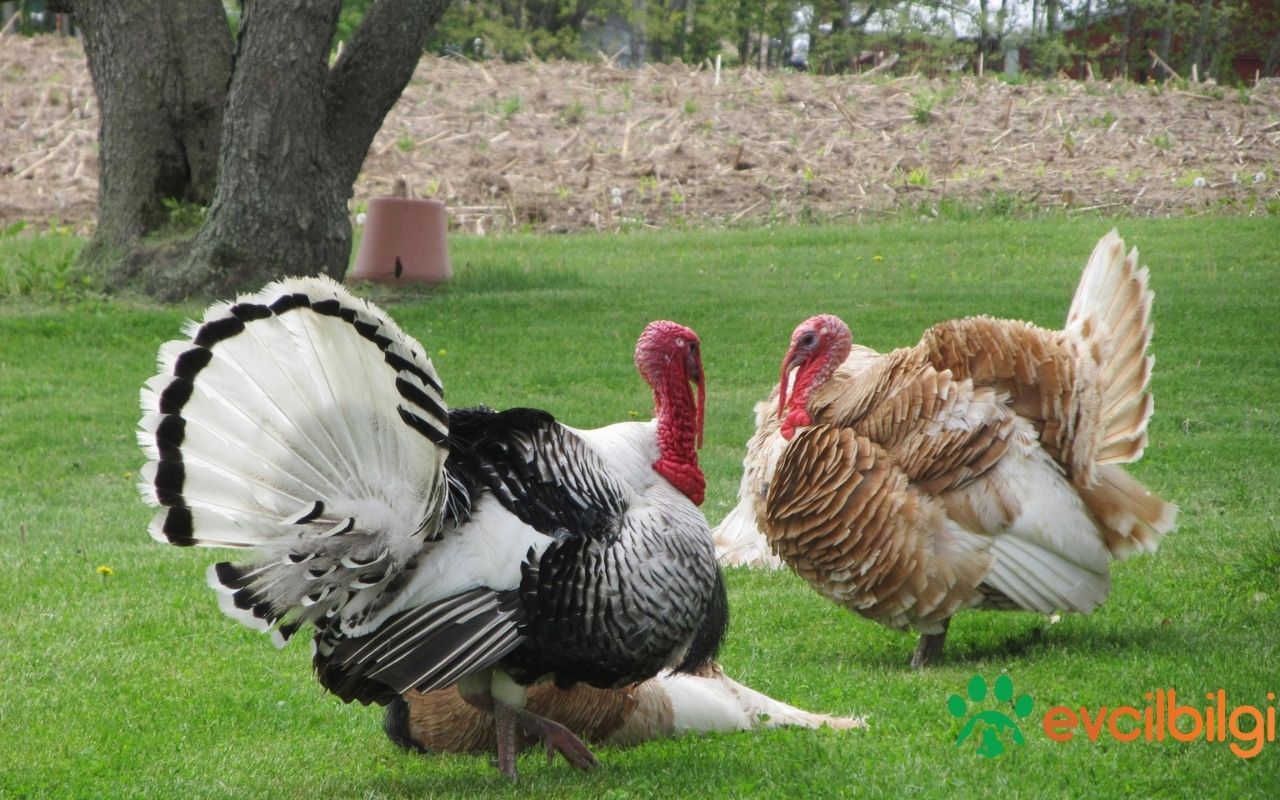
[628,410,640,419]
[873,255,884,262]
[96,565,115,577]
[437,348,448,357]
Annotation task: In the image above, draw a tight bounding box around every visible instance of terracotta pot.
[350,197,452,284]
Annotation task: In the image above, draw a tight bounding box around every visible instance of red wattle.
[653,366,705,505]
[655,459,705,505]
[781,408,811,440]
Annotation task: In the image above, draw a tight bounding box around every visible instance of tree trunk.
[72,0,449,300]
[1264,26,1280,77]
[1157,0,1174,67]
[1121,0,1134,79]
[71,0,231,272]
[1189,0,1214,75]
[1205,5,1233,82]
[175,0,451,300]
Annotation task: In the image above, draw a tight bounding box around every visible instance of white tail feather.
[138,275,450,641]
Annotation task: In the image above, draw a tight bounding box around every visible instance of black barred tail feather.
[138,275,450,646]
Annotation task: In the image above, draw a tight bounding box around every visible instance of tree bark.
[72,0,450,301]
[1156,0,1174,67]
[71,0,231,272]
[1264,26,1280,77]
[175,0,451,300]
[1189,0,1214,75]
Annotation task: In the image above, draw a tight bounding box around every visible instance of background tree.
[56,0,231,277]
[66,0,450,301]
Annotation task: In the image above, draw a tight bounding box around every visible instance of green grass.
[2,216,1278,798]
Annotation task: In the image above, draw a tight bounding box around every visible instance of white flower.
[1192,176,1207,188]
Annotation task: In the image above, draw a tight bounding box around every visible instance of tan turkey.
[712,231,1177,667]
[385,661,865,755]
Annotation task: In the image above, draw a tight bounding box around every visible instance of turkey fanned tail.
[137,275,450,646]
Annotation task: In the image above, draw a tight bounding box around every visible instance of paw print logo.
[947,674,1034,758]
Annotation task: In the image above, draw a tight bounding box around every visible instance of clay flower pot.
[350,197,452,284]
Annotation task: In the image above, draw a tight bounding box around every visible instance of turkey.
[138,275,726,777]
[711,230,1177,668]
[385,661,865,756]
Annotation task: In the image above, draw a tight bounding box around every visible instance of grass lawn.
[1,216,1277,798]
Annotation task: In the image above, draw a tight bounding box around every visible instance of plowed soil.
[3,35,1279,235]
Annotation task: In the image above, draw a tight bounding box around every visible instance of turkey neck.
[652,371,705,506]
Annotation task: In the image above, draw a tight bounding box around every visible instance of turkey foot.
[492,700,599,779]
[910,618,951,670]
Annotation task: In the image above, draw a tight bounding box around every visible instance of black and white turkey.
[138,275,726,778]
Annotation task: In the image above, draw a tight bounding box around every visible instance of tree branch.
[850,1,881,30]
[325,0,451,188]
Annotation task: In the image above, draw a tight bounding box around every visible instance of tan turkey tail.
[713,399,786,569]
[713,499,783,569]
[1065,230,1156,465]
[1078,464,1177,559]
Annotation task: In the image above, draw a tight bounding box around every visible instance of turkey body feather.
[139,276,724,776]
[712,231,1177,667]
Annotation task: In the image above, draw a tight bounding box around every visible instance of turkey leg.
[910,618,951,669]
[460,674,599,779]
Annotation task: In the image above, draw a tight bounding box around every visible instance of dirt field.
[3,35,1279,235]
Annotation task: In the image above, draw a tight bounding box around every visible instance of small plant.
[906,167,931,187]
[499,95,522,119]
[561,98,585,124]
[1085,111,1117,128]
[395,134,415,152]
[161,197,207,231]
[0,223,90,298]
[1175,170,1207,188]
[635,175,658,197]
[912,91,937,125]
[668,188,685,206]
[683,98,697,115]
[1152,132,1173,151]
